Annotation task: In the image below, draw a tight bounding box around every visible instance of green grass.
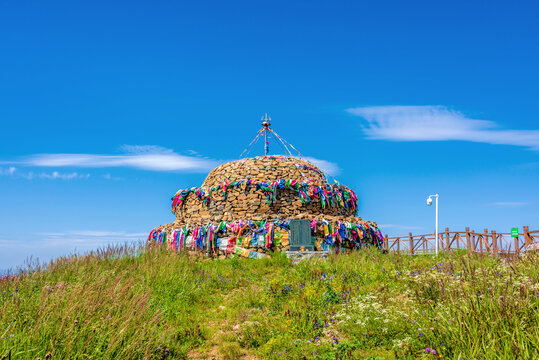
[1,246,539,359]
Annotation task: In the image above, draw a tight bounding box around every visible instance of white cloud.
[0,166,16,176]
[0,230,148,270]
[25,171,90,180]
[347,105,539,151]
[0,167,89,180]
[101,174,124,181]
[485,201,529,207]
[304,157,341,176]
[68,230,147,237]
[34,230,147,247]
[1,145,219,172]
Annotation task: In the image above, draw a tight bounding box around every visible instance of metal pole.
[264,128,269,155]
[435,193,439,256]
[262,113,271,156]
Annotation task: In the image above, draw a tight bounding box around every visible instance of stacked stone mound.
[172,156,358,226]
[149,155,383,257]
[202,156,326,188]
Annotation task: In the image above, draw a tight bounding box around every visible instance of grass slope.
[1,247,539,359]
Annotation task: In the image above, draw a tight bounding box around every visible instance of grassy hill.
[1,246,539,359]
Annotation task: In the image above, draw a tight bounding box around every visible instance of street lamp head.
[426,196,433,206]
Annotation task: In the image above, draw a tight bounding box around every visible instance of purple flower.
[431,350,437,355]
[426,347,431,352]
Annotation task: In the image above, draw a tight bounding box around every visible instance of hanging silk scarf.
[265,223,274,248]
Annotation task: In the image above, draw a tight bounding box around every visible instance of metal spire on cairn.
[261,113,271,155]
[239,113,303,159]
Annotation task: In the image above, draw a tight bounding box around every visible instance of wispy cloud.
[347,105,539,151]
[101,174,124,181]
[0,230,148,255]
[31,230,147,247]
[0,230,147,269]
[0,145,219,172]
[0,167,16,175]
[26,171,90,180]
[304,157,340,176]
[485,201,530,207]
[0,167,89,180]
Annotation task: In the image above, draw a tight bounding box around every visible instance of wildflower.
[432,349,437,354]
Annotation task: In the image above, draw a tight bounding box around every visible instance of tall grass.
[1,245,538,359]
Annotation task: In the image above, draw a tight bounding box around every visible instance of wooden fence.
[383,226,538,256]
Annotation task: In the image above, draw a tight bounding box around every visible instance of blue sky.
[1,0,538,270]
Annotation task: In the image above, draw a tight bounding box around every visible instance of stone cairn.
[148,155,384,259]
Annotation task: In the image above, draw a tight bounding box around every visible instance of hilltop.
[1,247,539,359]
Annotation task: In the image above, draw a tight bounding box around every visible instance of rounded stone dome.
[202,156,327,188]
[171,155,359,226]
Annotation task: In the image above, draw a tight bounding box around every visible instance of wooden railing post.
[445,227,450,251]
[515,231,520,256]
[409,233,414,255]
[492,230,498,255]
[384,234,389,251]
[484,229,489,254]
[466,227,471,252]
[397,237,400,253]
[524,226,532,248]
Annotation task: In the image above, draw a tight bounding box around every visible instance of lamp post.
[427,194,439,256]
